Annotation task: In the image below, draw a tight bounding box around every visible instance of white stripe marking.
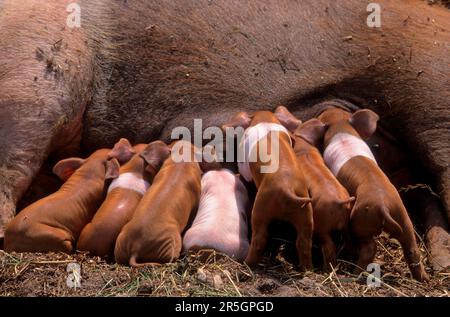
[323,132,377,176]
[237,123,291,182]
[107,172,150,196]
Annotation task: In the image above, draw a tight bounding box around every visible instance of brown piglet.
[114,140,211,266]
[292,117,355,271]
[76,140,170,259]
[317,107,428,281]
[4,142,125,253]
[223,106,313,271]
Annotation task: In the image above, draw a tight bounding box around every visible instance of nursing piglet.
[223,107,313,270]
[77,140,169,258]
[317,107,428,281]
[114,140,208,266]
[4,143,124,253]
[183,169,250,261]
[292,118,355,270]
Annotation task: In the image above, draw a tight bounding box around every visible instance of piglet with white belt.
[77,140,170,259]
[183,169,250,261]
[317,107,428,281]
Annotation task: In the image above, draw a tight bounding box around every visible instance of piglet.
[114,140,208,266]
[76,140,170,259]
[4,143,124,253]
[292,118,355,271]
[222,107,313,270]
[317,107,428,281]
[182,169,250,261]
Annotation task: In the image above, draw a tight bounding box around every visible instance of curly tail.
[285,190,312,208]
[338,197,356,205]
[129,254,162,268]
[380,206,403,235]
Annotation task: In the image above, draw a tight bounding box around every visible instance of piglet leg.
[289,205,314,271]
[5,224,74,253]
[391,206,429,281]
[245,205,270,267]
[318,233,337,272]
[355,238,377,275]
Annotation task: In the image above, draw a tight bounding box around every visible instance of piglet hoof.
[411,267,430,283]
[244,255,259,268]
[129,255,163,268]
[298,264,313,273]
[426,226,450,273]
[322,262,335,273]
[297,255,313,272]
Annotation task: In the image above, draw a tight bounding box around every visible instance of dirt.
[1,233,448,297]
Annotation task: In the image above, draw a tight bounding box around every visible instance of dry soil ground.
[1,233,449,297]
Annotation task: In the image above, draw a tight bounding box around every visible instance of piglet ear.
[221,111,252,131]
[294,119,326,147]
[274,105,302,132]
[140,141,171,173]
[105,158,120,180]
[108,138,136,164]
[349,109,379,139]
[53,158,85,181]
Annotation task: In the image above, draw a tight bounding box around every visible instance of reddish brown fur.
[76,144,149,259]
[292,120,354,271]
[224,110,313,270]
[4,149,115,253]
[114,141,202,266]
[318,108,428,281]
[0,1,448,244]
[80,0,450,229]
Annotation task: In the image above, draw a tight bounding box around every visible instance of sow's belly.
[80,0,372,150]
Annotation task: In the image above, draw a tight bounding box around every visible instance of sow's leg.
[404,190,450,273]
[368,128,450,273]
[0,1,93,238]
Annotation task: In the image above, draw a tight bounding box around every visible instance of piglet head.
[318,107,379,140]
[274,105,302,133]
[53,148,121,183]
[294,118,327,148]
[107,138,136,164]
[140,140,171,174]
[221,111,252,130]
[318,107,351,125]
[104,158,121,180]
[53,158,86,182]
[349,109,379,139]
